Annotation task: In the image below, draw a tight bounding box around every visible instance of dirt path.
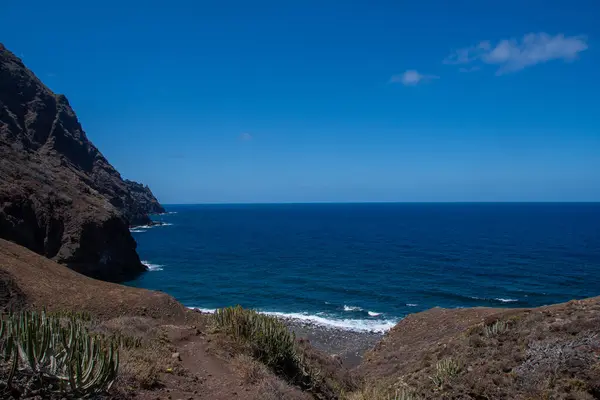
[134,324,264,400]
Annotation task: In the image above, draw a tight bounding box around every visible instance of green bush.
[0,310,119,396]
[214,306,296,373]
[483,320,508,337]
[214,306,334,396]
[429,358,460,389]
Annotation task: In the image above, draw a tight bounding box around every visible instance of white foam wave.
[406,303,418,307]
[129,229,147,233]
[343,305,363,312]
[368,311,381,317]
[470,296,519,303]
[261,311,397,333]
[188,307,216,313]
[495,298,518,303]
[186,307,398,333]
[131,222,174,230]
[141,261,164,271]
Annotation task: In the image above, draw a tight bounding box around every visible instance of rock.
[0,43,163,282]
[123,179,165,226]
[172,352,181,360]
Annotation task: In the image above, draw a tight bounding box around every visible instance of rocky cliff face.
[0,43,163,282]
[123,180,166,226]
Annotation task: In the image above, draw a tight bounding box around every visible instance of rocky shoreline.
[285,320,383,367]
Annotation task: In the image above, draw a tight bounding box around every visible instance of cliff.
[0,43,162,281]
[124,179,166,226]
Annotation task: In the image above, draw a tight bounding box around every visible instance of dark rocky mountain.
[123,180,166,226]
[0,43,163,282]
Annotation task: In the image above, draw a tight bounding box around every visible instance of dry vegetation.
[212,305,356,399]
[354,300,600,399]
[3,238,600,399]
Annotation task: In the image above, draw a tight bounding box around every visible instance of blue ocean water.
[126,203,600,332]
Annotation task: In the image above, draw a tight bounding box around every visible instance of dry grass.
[257,375,313,400]
[343,379,420,400]
[93,316,179,392]
[232,354,271,384]
[230,353,311,400]
[358,299,600,399]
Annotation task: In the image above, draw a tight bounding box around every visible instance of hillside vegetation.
[2,238,600,399]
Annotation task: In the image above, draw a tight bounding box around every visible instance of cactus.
[429,358,461,389]
[0,310,119,396]
[484,320,508,337]
[214,306,297,372]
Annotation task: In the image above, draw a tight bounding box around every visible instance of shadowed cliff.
[0,43,162,281]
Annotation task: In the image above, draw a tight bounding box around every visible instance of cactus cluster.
[214,306,297,372]
[0,310,119,396]
[483,320,508,337]
[429,358,461,389]
[214,306,332,396]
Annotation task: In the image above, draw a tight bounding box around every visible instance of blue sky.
[1,0,599,203]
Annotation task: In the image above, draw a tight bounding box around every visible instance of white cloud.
[239,132,253,141]
[390,70,439,86]
[444,33,588,74]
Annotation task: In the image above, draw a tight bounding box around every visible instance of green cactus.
[214,306,297,372]
[0,310,119,396]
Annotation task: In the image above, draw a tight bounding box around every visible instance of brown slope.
[0,43,162,281]
[0,237,185,320]
[0,238,322,400]
[356,300,600,399]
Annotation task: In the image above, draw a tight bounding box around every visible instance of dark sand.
[285,320,383,367]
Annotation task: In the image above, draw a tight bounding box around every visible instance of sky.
[1,0,599,203]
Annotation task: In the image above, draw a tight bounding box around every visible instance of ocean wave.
[262,311,398,333]
[343,305,363,312]
[189,307,216,313]
[367,311,381,317]
[469,296,519,304]
[187,307,398,333]
[141,261,164,271]
[131,222,174,230]
[406,303,418,307]
[495,298,519,303]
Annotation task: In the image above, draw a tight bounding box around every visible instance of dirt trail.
[133,324,265,400]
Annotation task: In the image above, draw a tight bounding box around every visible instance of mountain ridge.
[0,43,162,281]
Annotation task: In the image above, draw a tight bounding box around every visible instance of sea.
[126,203,600,333]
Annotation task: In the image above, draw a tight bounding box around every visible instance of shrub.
[484,320,508,337]
[214,306,297,373]
[429,358,461,389]
[0,310,119,396]
[214,306,329,396]
[344,384,419,400]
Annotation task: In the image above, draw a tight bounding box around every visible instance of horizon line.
[160,201,600,206]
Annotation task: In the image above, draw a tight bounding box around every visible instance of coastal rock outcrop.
[123,179,166,226]
[0,43,162,281]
